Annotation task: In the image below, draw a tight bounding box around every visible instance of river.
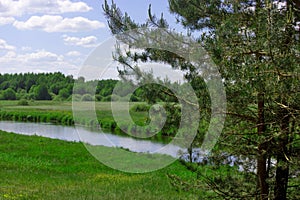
[0,121,183,158]
[0,120,261,172]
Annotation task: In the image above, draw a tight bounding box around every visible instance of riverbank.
[0,101,170,142]
[0,130,205,200]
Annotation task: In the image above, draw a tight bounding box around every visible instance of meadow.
[0,130,218,200]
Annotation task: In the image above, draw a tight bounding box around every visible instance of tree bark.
[274,110,290,200]
[274,154,289,200]
[257,92,269,200]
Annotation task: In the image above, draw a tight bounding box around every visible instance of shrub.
[18,99,29,106]
[70,94,82,101]
[130,103,150,112]
[101,95,111,102]
[52,95,63,101]
[95,94,103,101]
[81,94,94,101]
[3,88,16,100]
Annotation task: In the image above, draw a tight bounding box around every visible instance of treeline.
[0,72,182,103]
[0,72,124,101]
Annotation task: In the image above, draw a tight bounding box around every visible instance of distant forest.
[0,72,126,101]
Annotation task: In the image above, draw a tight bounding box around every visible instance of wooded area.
[0,72,118,101]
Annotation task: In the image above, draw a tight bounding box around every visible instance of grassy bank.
[0,130,202,200]
[0,101,175,142]
[0,101,161,138]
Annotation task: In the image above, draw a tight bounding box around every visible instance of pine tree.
[103,0,300,199]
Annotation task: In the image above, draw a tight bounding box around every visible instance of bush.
[58,88,70,99]
[52,95,63,101]
[95,94,103,101]
[81,94,94,101]
[18,99,29,106]
[130,95,140,102]
[130,103,150,112]
[34,85,51,100]
[3,88,16,100]
[101,95,111,102]
[70,94,82,101]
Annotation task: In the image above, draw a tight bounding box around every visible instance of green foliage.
[103,0,300,199]
[96,79,118,96]
[130,103,150,112]
[0,73,186,103]
[18,99,29,106]
[34,85,51,100]
[0,73,123,102]
[81,94,94,101]
[70,94,81,101]
[58,88,70,99]
[3,88,16,100]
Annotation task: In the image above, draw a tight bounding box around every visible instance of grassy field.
[0,130,205,200]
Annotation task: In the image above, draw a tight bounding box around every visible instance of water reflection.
[0,121,182,158]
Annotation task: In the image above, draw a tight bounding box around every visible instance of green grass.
[0,100,148,130]
[0,130,201,200]
[0,101,171,142]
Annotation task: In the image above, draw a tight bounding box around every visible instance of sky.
[0,0,183,79]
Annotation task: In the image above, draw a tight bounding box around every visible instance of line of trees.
[0,72,73,101]
[0,72,177,102]
[0,72,120,102]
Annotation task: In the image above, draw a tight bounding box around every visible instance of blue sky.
[0,0,181,78]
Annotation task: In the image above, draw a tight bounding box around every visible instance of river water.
[0,121,183,158]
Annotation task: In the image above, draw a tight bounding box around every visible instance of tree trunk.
[274,154,289,200]
[257,92,269,200]
[274,111,290,200]
[257,152,269,200]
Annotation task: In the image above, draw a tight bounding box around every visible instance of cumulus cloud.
[19,50,64,62]
[13,15,105,32]
[0,0,92,17]
[0,39,15,51]
[0,49,80,75]
[63,35,98,48]
[0,17,15,26]
[66,51,81,57]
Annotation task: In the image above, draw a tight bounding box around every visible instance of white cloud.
[0,0,92,17]
[56,0,92,13]
[0,39,15,51]
[18,50,64,62]
[13,15,105,32]
[0,49,80,75]
[3,51,17,58]
[0,17,15,25]
[63,35,98,48]
[66,51,81,57]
